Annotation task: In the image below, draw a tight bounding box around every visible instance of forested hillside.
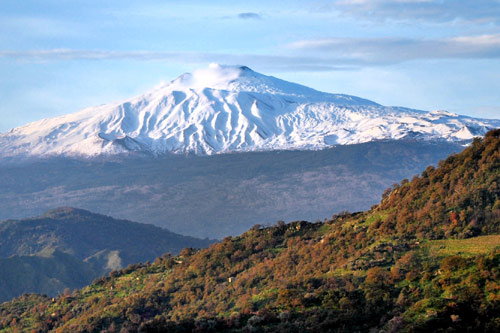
[1,130,499,332]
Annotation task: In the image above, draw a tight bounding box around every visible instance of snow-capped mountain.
[1,64,499,158]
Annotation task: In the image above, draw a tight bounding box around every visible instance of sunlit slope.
[1,130,499,332]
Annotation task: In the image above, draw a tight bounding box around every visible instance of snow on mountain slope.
[1,64,499,158]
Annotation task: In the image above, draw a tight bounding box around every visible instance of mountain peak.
[171,64,258,91]
[0,65,499,158]
[166,64,360,102]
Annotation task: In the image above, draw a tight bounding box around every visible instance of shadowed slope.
[0,208,214,302]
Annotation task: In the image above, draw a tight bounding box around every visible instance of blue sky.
[1,0,500,132]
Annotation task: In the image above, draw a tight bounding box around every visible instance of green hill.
[1,130,499,332]
[0,249,96,302]
[0,208,213,302]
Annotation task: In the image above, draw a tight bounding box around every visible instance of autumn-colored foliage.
[1,129,499,332]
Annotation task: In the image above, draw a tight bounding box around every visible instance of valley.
[0,140,462,238]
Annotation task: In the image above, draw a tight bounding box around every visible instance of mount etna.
[1,64,498,158]
[1,65,499,238]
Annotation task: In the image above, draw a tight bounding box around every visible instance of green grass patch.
[327,268,365,277]
[317,224,332,235]
[269,247,284,255]
[251,288,278,306]
[361,212,388,227]
[426,235,500,257]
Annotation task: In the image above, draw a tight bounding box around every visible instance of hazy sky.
[1,0,500,132]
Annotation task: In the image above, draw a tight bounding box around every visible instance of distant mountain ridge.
[1,64,499,158]
[0,207,213,302]
[0,207,212,261]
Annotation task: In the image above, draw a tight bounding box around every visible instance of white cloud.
[2,33,499,70]
[288,34,500,64]
[0,49,354,71]
[332,0,500,24]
